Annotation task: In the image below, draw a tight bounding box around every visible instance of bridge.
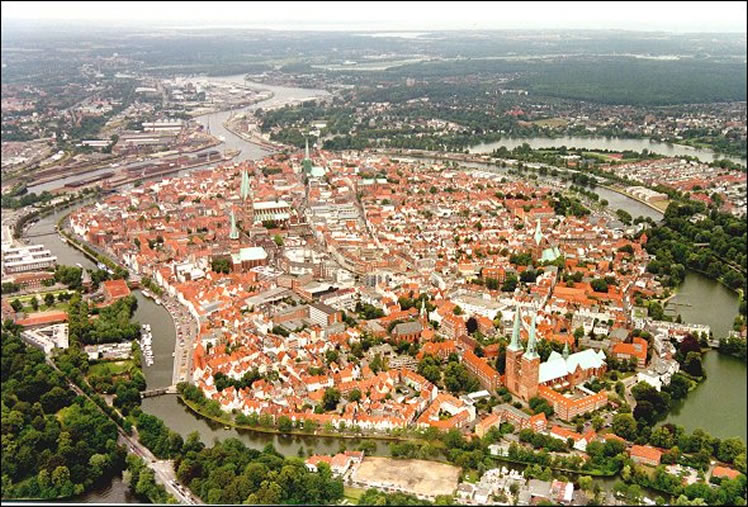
[24,231,58,239]
[141,385,178,398]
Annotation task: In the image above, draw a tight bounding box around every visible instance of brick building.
[463,349,502,392]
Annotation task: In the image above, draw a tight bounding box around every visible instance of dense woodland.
[174,438,344,504]
[644,202,747,294]
[1,322,125,500]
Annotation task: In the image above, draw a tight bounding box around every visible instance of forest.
[1,321,125,500]
[174,438,344,504]
[643,201,747,293]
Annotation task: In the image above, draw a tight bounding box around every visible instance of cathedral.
[505,307,607,404]
[531,219,561,263]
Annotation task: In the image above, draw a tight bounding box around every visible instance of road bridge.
[141,385,178,398]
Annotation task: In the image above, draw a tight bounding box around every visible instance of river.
[190,75,329,164]
[469,135,746,166]
[27,76,329,194]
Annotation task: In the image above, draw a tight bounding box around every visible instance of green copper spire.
[508,306,523,352]
[533,218,543,246]
[240,169,251,201]
[302,137,313,174]
[524,313,540,360]
[229,209,239,240]
[562,341,570,360]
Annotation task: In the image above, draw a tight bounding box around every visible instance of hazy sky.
[2,1,746,33]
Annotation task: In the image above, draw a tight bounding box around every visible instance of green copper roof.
[541,246,561,262]
[229,209,239,240]
[524,313,540,360]
[534,218,543,245]
[508,306,523,352]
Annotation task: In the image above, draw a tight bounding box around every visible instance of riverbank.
[599,184,669,215]
[179,395,435,444]
[222,118,282,152]
[487,455,617,478]
[467,135,747,166]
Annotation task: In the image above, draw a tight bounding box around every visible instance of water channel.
[19,78,745,501]
[469,135,747,166]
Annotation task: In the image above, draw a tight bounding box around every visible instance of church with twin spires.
[504,306,608,418]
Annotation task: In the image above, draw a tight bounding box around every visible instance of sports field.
[350,456,460,497]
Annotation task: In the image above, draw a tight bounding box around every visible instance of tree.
[683,352,704,377]
[528,396,554,417]
[667,373,690,400]
[30,296,39,311]
[612,413,637,441]
[348,388,362,402]
[44,293,55,307]
[590,278,609,293]
[592,416,605,431]
[211,257,231,274]
[501,274,518,292]
[717,438,746,464]
[418,355,442,384]
[277,416,293,433]
[323,388,341,411]
[10,299,23,312]
[573,326,585,341]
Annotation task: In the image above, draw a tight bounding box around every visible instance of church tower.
[518,313,540,402]
[302,137,313,175]
[240,169,254,227]
[505,306,524,397]
[532,218,544,260]
[229,208,239,240]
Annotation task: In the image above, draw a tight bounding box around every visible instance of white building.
[2,244,57,274]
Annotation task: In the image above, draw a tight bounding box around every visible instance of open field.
[88,360,132,377]
[343,486,365,503]
[350,457,460,498]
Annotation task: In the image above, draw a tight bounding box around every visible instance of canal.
[469,135,746,166]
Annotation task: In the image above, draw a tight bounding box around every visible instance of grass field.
[8,290,73,313]
[88,360,132,377]
[343,486,365,503]
[351,457,460,497]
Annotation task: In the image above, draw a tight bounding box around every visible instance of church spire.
[524,313,540,360]
[534,218,543,246]
[508,306,523,352]
[563,341,570,360]
[302,136,313,175]
[240,169,251,201]
[229,208,239,240]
